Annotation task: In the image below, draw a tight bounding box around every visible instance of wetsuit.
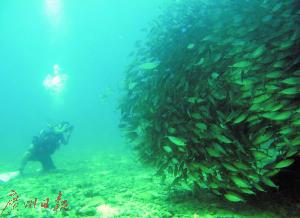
[19,127,70,173]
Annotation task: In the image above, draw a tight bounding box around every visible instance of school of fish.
[119,0,300,202]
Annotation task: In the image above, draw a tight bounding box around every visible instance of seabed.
[0,150,299,218]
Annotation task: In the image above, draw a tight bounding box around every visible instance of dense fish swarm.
[120,0,300,202]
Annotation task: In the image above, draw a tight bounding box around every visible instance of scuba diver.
[19,122,74,174]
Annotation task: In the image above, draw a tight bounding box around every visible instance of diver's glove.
[63,126,73,144]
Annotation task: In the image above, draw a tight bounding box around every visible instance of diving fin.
[0,171,20,183]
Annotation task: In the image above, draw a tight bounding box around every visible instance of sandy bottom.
[0,151,299,217]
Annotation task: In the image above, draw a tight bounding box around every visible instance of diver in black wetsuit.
[19,122,74,174]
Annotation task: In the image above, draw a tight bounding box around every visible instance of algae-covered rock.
[76,206,96,216]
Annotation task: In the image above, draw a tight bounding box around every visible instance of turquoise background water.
[0,0,163,165]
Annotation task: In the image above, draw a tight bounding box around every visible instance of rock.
[96,204,119,217]
[76,206,96,216]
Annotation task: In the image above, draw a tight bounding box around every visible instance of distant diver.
[19,122,74,174]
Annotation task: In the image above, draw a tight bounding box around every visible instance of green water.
[0,0,162,162]
[1,0,300,217]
